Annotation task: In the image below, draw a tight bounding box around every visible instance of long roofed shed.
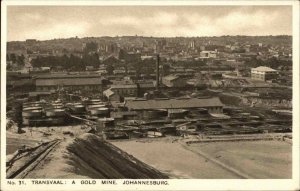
[252,66,277,72]
[35,74,102,86]
[125,97,223,110]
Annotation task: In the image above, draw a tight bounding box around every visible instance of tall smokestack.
[156,54,160,90]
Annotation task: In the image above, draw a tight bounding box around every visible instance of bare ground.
[112,138,292,179]
[7,133,168,179]
[188,141,292,179]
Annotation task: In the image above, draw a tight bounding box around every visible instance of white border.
[1,1,299,191]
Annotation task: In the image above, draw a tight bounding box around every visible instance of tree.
[82,53,100,68]
[118,49,126,60]
[83,41,98,53]
[68,54,83,71]
[60,54,69,69]
[31,56,41,67]
[16,54,25,66]
[162,63,171,76]
[132,61,142,78]
[10,53,16,63]
[106,64,114,75]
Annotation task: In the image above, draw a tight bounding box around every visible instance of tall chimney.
[156,54,160,90]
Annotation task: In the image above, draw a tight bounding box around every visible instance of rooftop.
[103,89,115,97]
[35,73,102,79]
[125,97,223,110]
[252,66,277,72]
[36,77,102,86]
[110,84,138,89]
[163,75,179,81]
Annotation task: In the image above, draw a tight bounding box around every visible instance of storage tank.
[86,104,106,110]
[90,99,102,102]
[23,103,42,107]
[23,106,42,111]
[45,109,66,117]
[66,103,86,113]
[22,117,30,126]
[22,118,41,126]
[71,104,86,113]
[147,131,163,137]
[51,103,64,109]
[84,99,103,105]
[89,107,109,116]
[48,117,65,125]
[96,118,115,129]
[22,110,42,118]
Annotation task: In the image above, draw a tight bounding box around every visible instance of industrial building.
[110,84,138,97]
[125,97,223,113]
[162,75,186,88]
[103,89,121,101]
[200,50,217,58]
[35,74,103,92]
[251,66,278,81]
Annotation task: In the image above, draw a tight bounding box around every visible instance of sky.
[7,6,292,41]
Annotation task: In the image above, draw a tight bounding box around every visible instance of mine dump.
[6,35,293,179]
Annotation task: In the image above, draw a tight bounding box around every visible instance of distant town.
[6,35,293,179]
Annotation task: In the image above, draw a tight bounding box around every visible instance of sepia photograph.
[1,0,299,190]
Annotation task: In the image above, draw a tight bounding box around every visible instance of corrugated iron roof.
[252,66,277,72]
[34,73,101,79]
[126,97,223,110]
[103,89,115,97]
[36,78,102,86]
[163,75,179,81]
[110,84,137,89]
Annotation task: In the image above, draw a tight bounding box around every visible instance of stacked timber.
[67,134,168,178]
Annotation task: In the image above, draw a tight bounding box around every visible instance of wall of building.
[251,70,278,81]
[111,88,137,97]
[109,94,121,102]
[162,78,186,88]
[36,85,102,92]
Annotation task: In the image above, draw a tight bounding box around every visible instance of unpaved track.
[7,140,61,179]
[181,143,252,178]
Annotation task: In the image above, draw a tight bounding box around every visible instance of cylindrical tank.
[48,117,65,125]
[50,103,64,109]
[22,110,42,118]
[86,115,99,121]
[96,118,115,129]
[53,105,64,109]
[23,103,42,107]
[86,104,106,110]
[22,118,38,126]
[90,99,102,102]
[90,108,109,116]
[84,99,103,105]
[71,105,86,113]
[72,102,83,106]
[23,106,42,111]
[45,109,65,117]
[22,117,30,126]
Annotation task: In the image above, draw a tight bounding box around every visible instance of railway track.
[6,139,61,179]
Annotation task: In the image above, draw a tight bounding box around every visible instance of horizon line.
[7,34,292,42]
